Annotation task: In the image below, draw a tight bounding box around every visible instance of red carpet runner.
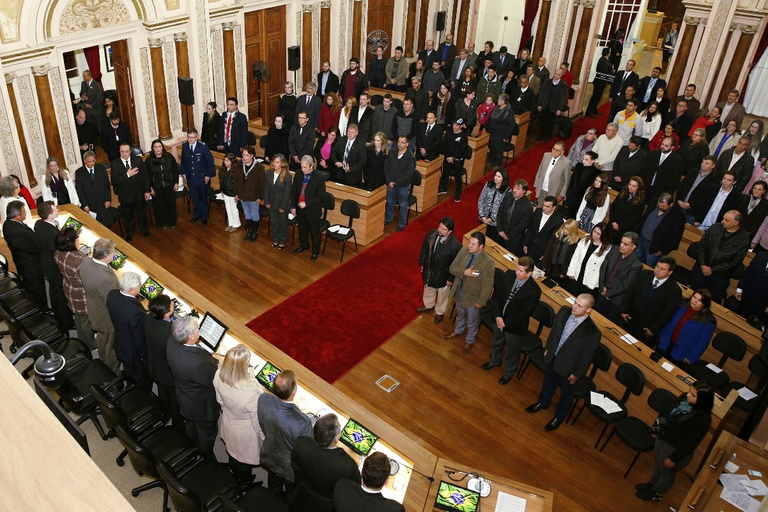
[246,105,611,383]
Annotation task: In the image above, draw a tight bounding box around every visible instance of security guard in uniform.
[180,128,215,224]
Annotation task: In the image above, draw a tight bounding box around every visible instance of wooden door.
[109,39,140,148]
[366,0,395,58]
[245,6,286,123]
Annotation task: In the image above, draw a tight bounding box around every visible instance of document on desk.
[589,392,623,413]
[738,386,758,401]
[743,479,768,496]
[503,253,514,261]
[494,491,526,512]
[619,334,639,346]
[660,362,675,372]
[720,473,751,491]
[719,488,761,512]
[565,296,576,305]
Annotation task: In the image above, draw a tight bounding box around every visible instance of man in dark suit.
[78,70,103,129]
[111,142,151,241]
[100,112,133,162]
[524,196,563,264]
[620,256,682,347]
[167,315,219,457]
[34,201,72,329]
[674,84,701,118]
[536,68,569,142]
[493,46,513,78]
[694,172,743,230]
[75,151,114,226]
[331,124,367,186]
[664,99,694,143]
[416,111,444,161]
[295,81,322,133]
[637,194,686,267]
[143,294,181,429]
[75,109,98,162]
[333,452,405,512]
[348,93,374,142]
[291,155,327,260]
[79,238,120,373]
[317,61,340,96]
[4,200,46,307]
[418,217,462,324]
[436,34,457,74]
[611,136,647,191]
[497,179,534,255]
[218,97,249,154]
[586,48,614,117]
[637,66,667,108]
[438,120,469,201]
[107,271,149,389]
[596,231,643,324]
[180,128,215,224]
[509,75,537,115]
[610,59,639,103]
[642,136,684,204]
[482,257,542,384]
[291,413,360,512]
[384,135,416,232]
[417,40,439,69]
[289,112,317,171]
[735,251,768,325]
[676,155,718,223]
[525,294,601,431]
[715,136,755,187]
[258,370,313,497]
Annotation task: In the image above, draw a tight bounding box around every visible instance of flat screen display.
[434,481,480,512]
[198,312,228,353]
[256,361,282,390]
[108,248,127,270]
[140,277,164,301]
[339,418,379,456]
[62,216,83,232]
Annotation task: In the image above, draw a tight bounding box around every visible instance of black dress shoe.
[545,418,562,431]
[143,232,150,238]
[498,375,513,385]
[481,362,500,370]
[294,247,308,254]
[202,219,208,225]
[190,217,199,223]
[311,253,319,261]
[634,482,653,492]
[396,226,405,232]
[525,402,545,413]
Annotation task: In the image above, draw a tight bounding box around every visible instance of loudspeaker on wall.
[436,11,447,32]
[288,46,301,71]
[178,77,194,106]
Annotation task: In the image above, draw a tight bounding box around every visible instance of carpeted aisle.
[246,104,611,383]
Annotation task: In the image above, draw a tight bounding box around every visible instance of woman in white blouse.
[41,156,80,207]
[636,102,662,145]
[338,96,357,136]
[576,174,610,232]
[565,222,612,295]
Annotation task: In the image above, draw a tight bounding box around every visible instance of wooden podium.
[325,182,386,246]
[514,111,530,152]
[464,133,489,184]
[414,156,443,212]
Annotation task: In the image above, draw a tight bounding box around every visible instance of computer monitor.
[339,418,379,456]
[434,481,480,512]
[109,248,127,270]
[198,312,228,353]
[256,361,282,390]
[62,216,83,232]
[140,277,164,301]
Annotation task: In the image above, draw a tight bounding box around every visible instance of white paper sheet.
[620,334,640,345]
[720,473,751,492]
[288,213,296,220]
[328,225,340,233]
[503,254,514,261]
[725,461,740,473]
[337,227,350,235]
[661,362,675,372]
[566,296,576,304]
[719,488,761,512]
[589,391,623,414]
[494,491,527,512]
[706,363,723,373]
[743,479,768,496]
[738,387,758,401]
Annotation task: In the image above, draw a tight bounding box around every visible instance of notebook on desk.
[197,312,228,354]
[434,481,480,512]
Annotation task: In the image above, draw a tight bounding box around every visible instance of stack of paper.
[706,363,723,373]
[337,227,350,235]
[589,392,623,414]
[503,253,514,261]
[620,333,639,345]
[738,387,758,401]
[328,225,341,233]
[565,296,576,305]
[719,473,766,512]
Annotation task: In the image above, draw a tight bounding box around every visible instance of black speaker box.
[436,11,447,32]
[288,46,301,71]
[178,77,194,106]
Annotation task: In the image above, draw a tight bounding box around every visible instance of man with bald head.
[418,39,439,69]
[534,141,572,203]
[78,70,104,129]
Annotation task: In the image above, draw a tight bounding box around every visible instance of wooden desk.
[414,156,443,212]
[57,206,438,510]
[464,133,489,185]
[0,355,134,511]
[426,458,554,512]
[513,111,530,153]
[325,182,386,246]
[681,430,768,511]
[367,86,406,103]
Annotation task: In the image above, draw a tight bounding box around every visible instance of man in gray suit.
[596,231,643,323]
[79,238,119,372]
[534,141,572,203]
[78,70,103,130]
[525,294,601,431]
[716,89,746,130]
[450,48,472,89]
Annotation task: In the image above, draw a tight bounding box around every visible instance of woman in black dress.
[564,150,599,217]
[264,114,290,163]
[144,139,180,230]
[608,176,646,244]
[201,101,221,149]
[277,81,297,130]
[365,132,389,190]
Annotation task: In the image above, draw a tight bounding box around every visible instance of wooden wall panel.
[302,10,313,85]
[418,0,430,55]
[366,0,395,58]
[244,6,286,123]
[405,0,418,57]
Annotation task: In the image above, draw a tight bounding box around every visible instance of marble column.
[563,0,580,65]
[532,0,552,63]
[405,0,418,57]
[718,24,758,103]
[303,6,314,85]
[175,33,194,131]
[149,38,172,140]
[5,74,37,187]
[222,23,237,100]
[32,65,66,167]
[666,16,700,99]
[571,0,594,85]
[352,0,363,59]
[320,1,331,65]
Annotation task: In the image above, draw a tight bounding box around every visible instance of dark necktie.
[124,160,130,171]
[503,281,522,315]
[426,125,432,137]
[89,168,94,181]
[652,279,659,289]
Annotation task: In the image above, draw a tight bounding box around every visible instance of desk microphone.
[389,459,435,482]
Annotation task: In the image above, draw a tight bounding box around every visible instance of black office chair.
[220,486,289,512]
[686,332,747,391]
[672,243,699,286]
[322,199,360,262]
[392,98,404,112]
[369,94,383,107]
[583,362,646,449]
[318,192,336,235]
[158,454,241,512]
[176,187,191,214]
[599,388,677,477]
[116,424,197,512]
[516,301,556,380]
[479,268,507,334]
[568,343,613,425]
[720,354,768,413]
[501,141,515,166]
[56,356,120,440]
[406,171,423,225]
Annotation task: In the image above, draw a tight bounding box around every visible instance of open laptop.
[339,418,379,456]
[197,312,228,354]
[434,481,480,512]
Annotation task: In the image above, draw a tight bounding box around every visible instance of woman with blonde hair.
[338,96,357,135]
[41,155,80,207]
[213,344,265,488]
[541,219,581,279]
[277,81,297,129]
[565,222,612,295]
[264,153,293,249]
